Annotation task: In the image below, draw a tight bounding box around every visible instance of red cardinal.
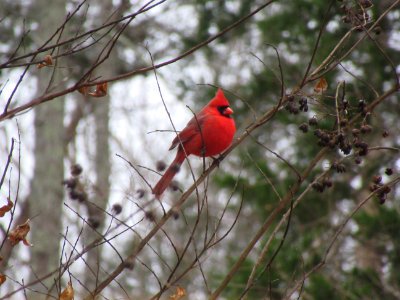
[153,88,236,198]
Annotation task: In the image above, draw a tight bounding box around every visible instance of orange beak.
[224,107,234,115]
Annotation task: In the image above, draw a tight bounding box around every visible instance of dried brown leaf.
[78,86,88,96]
[59,281,74,300]
[37,54,53,69]
[8,219,32,247]
[88,82,108,98]
[0,274,6,286]
[314,77,328,93]
[0,198,13,217]
[169,286,186,300]
[44,54,53,65]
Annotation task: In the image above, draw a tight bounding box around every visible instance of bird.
[152,88,236,198]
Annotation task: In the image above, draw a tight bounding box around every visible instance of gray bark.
[81,0,123,289]
[82,89,111,291]
[28,0,66,295]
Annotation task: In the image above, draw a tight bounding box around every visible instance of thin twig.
[0,0,276,122]
[285,176,400,299]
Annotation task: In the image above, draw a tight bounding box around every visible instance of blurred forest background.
[0,0,399,299]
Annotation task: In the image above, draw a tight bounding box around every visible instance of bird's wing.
[168,113,208,150]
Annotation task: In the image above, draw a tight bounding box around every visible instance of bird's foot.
[211,155,223,168]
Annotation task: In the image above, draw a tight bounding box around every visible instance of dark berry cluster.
[136,188,145,198]
[312,177,333,193]
[305,105,376,161]
[313,129,352,155]
[340,0,378,33]
[299,123,308,133]
[112,203,122,215]
[62,164,107,228]
[351,122,375,163]
[62,164,87,203]
[285,95,299,115]
[309,116,318,126]
[331,161,346,173]
[382,130,389,138]
[369,175,392,204]
[285,95,310,115]
[299,97,308,112]
[385,168,393,176]
[353,139,368,156]
[169,180,180,192]
[156,160,167,172]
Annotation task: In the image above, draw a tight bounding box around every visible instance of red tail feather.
[152,150,186,199]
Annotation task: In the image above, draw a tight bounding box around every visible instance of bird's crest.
[208,88,230,107]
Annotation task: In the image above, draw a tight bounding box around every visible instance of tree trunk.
[82,88,111,291]
[81,0,124,289]
[28,0,66,295]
